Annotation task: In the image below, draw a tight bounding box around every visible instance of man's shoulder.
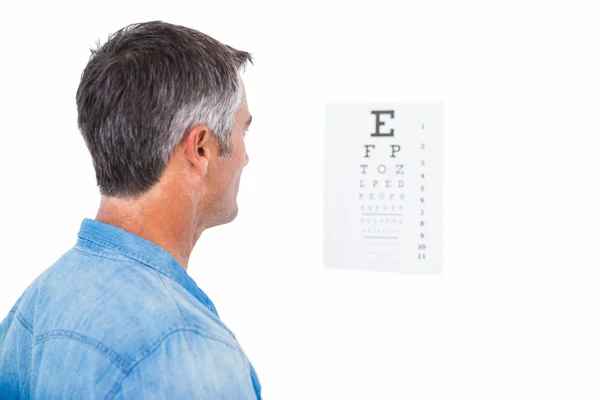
[14,246,238,363]
[1,246,259,400]
[109,328,258,400]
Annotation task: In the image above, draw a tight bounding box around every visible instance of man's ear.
[184,125,212,177]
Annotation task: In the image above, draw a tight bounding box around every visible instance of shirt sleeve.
[108,329,258,400]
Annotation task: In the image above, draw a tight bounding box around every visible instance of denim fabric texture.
[0,218,261,399]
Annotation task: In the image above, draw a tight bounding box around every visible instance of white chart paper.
[324,103,444,273]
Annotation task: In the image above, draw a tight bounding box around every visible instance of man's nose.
[244,152,249,166]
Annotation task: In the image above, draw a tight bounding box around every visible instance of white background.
[1,1,599,398]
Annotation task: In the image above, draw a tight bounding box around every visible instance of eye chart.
[324,103,444,273]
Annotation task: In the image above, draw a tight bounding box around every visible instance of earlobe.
[198,155,209,176]
[194,143,210,177]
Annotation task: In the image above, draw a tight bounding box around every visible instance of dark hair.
[76,21,253,198]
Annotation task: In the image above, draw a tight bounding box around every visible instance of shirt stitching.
[104,328,241,400]
[32,330,133,372]
[72,247,136,264]
[154,271,192,325]
[77,233,172,280]
[9,308,34,335]
[129,325,239,364]
[29,325,238,377]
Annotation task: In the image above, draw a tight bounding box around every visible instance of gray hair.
[76,21,253,198]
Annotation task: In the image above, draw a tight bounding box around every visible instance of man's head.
[76,21,253,230]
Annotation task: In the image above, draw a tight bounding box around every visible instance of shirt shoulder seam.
[104,327,243,400]
[33,329,133,371]
[7,308,34,335]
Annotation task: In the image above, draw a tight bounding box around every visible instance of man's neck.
[95,194,202,271]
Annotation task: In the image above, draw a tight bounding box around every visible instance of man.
[0,21,261,399]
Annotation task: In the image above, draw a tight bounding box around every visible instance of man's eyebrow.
[245,115,253,128]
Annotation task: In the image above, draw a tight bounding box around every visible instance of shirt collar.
[75,218,218,317]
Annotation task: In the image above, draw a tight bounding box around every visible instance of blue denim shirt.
[0,218,261,399]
